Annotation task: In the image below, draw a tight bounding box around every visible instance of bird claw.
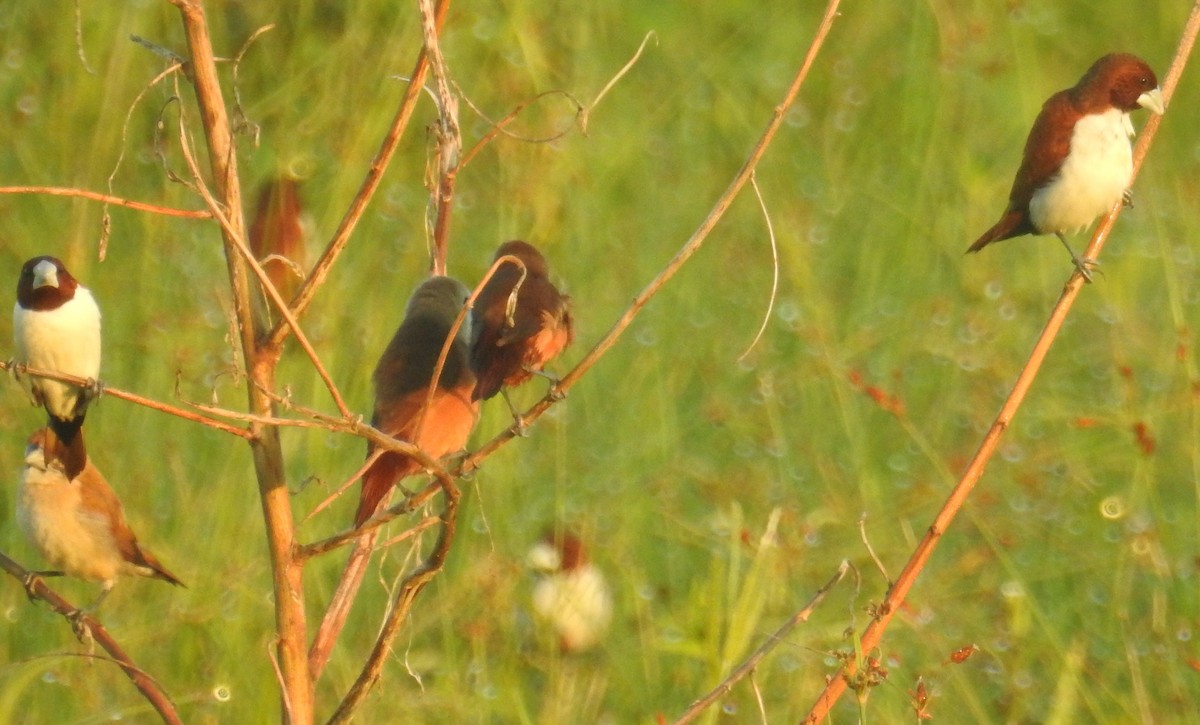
[68,609,94,644]
[22,570,63,603]
[1072,256,1101,283]
[1122,189,1134,208]
[511,414,530,437]
[83,377,105,403]
[547,383,567,402]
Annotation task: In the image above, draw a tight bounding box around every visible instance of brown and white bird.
[310,276,480,679]
[17,427,183,614]
[13,256,102,474]
[470,240,573,404]
[968,53,1164,279]
[355,275,480,526]
[527,531,613,653]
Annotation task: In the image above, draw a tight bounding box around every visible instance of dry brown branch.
[0,550,182,725]
[459,0,843,475]
[0,186,210,219]
[168,2,312,722]
[801,5,1200,721]
[268,0,451,347]
[418,0,460,276]
[673,561,851,724]
[1,360,251,438]
[326,474,461,724]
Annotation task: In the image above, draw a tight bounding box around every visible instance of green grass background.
[1,2,1199,723]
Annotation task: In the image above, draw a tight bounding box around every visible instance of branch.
[1,360,251,438]
[0,186,210,218]
[801,5,1200,721]
[458,0,843,475]
[418,0,460,276]
[0,550,182,725]
[673,561,852,724]
[326,472,461,723]
[167,2,312,722]
[267,0,452,346]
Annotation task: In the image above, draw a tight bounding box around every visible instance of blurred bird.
[311,276,479,679]
[355,275,480,526]
[968,53,1164,280]
[248,176,308,301]
[12,256,101,476]
[527,531,613,653]
[17,427,183,617]
[470,241,572,410]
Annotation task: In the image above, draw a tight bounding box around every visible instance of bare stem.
[168,1,312,722]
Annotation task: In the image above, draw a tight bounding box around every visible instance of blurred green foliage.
[1,1,1198,722]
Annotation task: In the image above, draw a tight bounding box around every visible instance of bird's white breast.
[1029,107,1134,235]
[17,461,122,585]
[12,288,102,419]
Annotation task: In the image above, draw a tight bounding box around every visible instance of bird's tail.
[43,417,87,479]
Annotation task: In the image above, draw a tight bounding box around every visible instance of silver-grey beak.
[1138,87,1165,115]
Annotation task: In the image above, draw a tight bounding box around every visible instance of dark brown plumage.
[355,276,479,527]
[968,54,1163,276]
[470,240,572,402]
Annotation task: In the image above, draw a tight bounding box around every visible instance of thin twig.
[458,0,843,476]
[0,186,209,218]
[737,172,780,361]
[580,31,656,134]
[1,360,251,438]
[418,0,460,276]
[801,6,1200,720]
[0,550,182,725]
[857,513,891,584]
[673,561,851,724]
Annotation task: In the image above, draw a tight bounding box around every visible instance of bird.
[355,275,480,526]
[527,530,613,653]
[12,256,102,475]
[310,276,480,680]
[470,240,573,416]
[968,53,1164,280]
[16,427,184,618]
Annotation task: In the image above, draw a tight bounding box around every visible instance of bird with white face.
[12,256,102,474]
[17,428,183,621]
[527,531,613,653]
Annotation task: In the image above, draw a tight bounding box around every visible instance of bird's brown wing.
[968,90,1079,252]
[76,461,184,586]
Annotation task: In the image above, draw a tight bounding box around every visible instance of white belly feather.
[12,288,102,419]
[1029,107,1135,235]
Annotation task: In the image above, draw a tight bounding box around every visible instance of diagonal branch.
[0,550,182,725]
[267,0,451,347]
[0,186,210,218]
[458,0,843,475]
[801,5,1200,721]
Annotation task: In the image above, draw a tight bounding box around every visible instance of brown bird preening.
[354,275,481,526]
[17,427,183,620]
[311,275,480,679]
[470,240,573,420]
